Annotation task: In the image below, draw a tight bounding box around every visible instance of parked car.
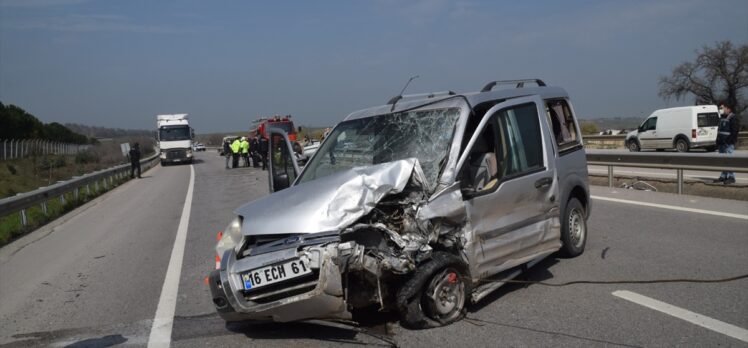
[625,105,719,152]
[209,79,591,329]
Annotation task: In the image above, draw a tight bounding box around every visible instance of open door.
[267,127,301,192]
[456,95,561,280]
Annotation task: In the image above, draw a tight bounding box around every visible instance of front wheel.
[675,139,689,152]
[559,198,587,257]
[397,252,468,329]
[627,140,640,152]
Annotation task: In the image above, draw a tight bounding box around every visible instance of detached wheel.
[627,140,640,152]
[397,252,468,329]
[559,198,586,257]
[675,139,689,152]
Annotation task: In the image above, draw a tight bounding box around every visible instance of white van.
[625,105,719,152]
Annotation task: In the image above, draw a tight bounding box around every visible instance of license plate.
[242,259,311,290]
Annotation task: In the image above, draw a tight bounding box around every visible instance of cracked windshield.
[298,107,460,186]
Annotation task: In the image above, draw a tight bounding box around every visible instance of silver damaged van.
[209,79,591,329]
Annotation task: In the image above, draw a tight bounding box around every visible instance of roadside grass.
[0,171,131,246]
[1,156,113,199]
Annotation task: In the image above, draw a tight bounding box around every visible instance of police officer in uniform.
[715,101,740,185]
[259,135,269,170]
[129,143,141,178]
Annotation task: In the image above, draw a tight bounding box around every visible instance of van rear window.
[697,113,719,127]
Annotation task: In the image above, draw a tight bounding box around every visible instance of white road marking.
[612,290,748,343]
[591,195,748,220]
[147,165,195,348]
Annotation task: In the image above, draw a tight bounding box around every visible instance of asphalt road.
[1,151,746,347]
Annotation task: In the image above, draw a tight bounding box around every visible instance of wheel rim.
[677,141,687,152]
[629,142,638,151]
[568,207,585,248]
[425,267,465,322]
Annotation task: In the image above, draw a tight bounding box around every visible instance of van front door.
[638,117,658,149]
[267,127,300,192]
[459,96,561,282]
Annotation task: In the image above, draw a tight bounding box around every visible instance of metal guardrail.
[0,154,160,226]
[583,132,748,149]
[586,151,748,194]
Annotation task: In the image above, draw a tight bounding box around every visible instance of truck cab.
[157,114,194,165]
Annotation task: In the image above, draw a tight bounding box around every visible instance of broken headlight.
[216,216,243,256]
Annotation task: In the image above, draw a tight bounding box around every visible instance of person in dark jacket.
[259,136,269,170]
[714,101,740,185]
[222,140,231,169]
[250,136,260,168]
[129,143,141,178]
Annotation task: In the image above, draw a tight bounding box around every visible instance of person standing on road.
[230,137,241,169]
[715,102,740,185]
[222,139,231,169]
[129,143,141,178]
[240,136,250,167]
[259,135,269,170]
[250,136,260,168]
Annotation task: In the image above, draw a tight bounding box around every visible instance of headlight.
[216,216,243,256]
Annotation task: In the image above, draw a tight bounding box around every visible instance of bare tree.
[659,41,747,118]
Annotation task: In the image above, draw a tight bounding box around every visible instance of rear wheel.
[398,252,468,329]
[675,138,689,152]
[627,140,640,152]
[559,198,586,257]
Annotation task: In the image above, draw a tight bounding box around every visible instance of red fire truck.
[250,115,298,142]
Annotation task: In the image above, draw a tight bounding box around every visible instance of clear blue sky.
[1,0,746,133]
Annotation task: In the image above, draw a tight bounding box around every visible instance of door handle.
[534,177,552,189]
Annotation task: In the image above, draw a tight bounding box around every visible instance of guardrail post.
[60,194,66,206]
[20,209,27,227]
[86,184,91,195]
[103,177,108,190]
[677,169,683,195]
[94,181,99,192]
[41,201,47,215]
[608,166,614,187]
[74,187,79,201]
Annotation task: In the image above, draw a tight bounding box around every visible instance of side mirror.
[267,127,301,193]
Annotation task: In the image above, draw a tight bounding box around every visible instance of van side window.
[545,99,581,152]
[642,117,657,131]
[496,103,544,177]
[462,102,544,193]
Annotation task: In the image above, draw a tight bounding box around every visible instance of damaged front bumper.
[209,240,352,323]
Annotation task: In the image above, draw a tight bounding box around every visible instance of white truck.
[625,105,720,152]
[157,114,194,165]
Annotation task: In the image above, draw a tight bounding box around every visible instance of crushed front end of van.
[209,158,471,327]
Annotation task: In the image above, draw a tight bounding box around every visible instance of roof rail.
[480,79,546,92]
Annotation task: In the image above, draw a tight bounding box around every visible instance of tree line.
[0,102,95,144]
[64,123,153,139]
